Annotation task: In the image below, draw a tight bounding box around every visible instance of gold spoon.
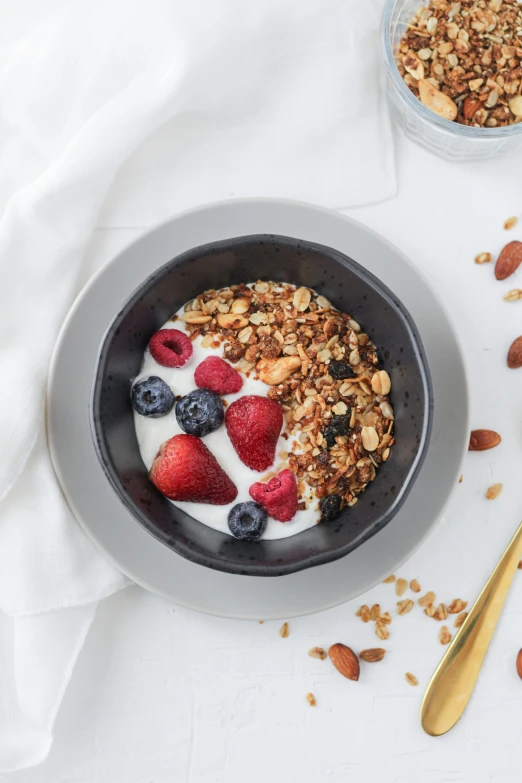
[421,521,522,736]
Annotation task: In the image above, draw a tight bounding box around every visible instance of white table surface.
[5,135,522,783]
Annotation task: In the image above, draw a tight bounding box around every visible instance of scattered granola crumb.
[308,647,327,660]
[518,561,522,570]
[505,216,519,231]
[405,672,419,687]
[486,483,503,500]
[475,253,492,265]
[424,604,436,618]
[459,475,464,483]
[359,648,386,662]
[410,579,421,593]
[439,626,452,645]
[454,611,468,628]
[259,620,265,624]
[383,574,396,584]
[280,622,289,638]
[397,599,415,615]
[376,622,390,641]
[356,604,371,623]
[419,591,436,607]
[306,692,317,706]
[448,599,468,614]
[370,603,381,621]
[395,578,408,597]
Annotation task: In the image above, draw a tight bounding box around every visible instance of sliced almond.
[293,287,312,312]
[419,79,458,121]
[182,311,212,324]
[231,297,251,314]
[217,313,249,329]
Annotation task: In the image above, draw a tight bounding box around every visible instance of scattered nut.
[328,644,360,681]
[516,650,522,680]
[418,79,458,121]
[469,430,501,451]
[486,483,503,500]
[508,337,522,369]
[258,356,301,384]
[495,241,522,280]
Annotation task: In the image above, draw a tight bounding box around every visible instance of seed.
[419,591,436,607]
[405,672,418,686]
[308,647,327,660]
[504,289,522,301]
[383,575,396,584]
[486,483,503,500]
[395,578,408,597]
[182,311,212,324]
[376,622,389,640]
[448,599,468,614]
[280,622,289,638]
[439,626,452,645]
[231,297,250,314]
[306,692,317,706]
[370,603,381,621]
[361,426,379,452]
[410,579,421,593]
[397,599,414,615]
[475,252,492,264]
[293,287,312,312]
[380,401,394,419]
[504,216,519,231]
[454,611,468,628]
[371,370,391,395]
[359,648,386,662]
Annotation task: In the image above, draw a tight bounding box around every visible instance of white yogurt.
[133,312,320,540]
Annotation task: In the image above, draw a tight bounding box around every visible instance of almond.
[182,311,212,324]
[257,356,301,385]
[463,96,483,119]
[359,648,386,663]
[507,336,522,369]
[468,429,501,451]
[418,79,458,121]
[495,241,522,280]
[231,297,250,314]
[328,643,360,681]
[216,313,249,329]
[516,649,522,680]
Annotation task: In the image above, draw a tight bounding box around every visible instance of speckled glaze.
[91,235,433,576]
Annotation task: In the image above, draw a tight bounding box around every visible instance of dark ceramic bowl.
[91,234,433,577]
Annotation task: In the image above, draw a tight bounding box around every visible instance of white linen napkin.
[0,0,395,771]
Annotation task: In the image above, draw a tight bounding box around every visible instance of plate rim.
[47,197,470,619]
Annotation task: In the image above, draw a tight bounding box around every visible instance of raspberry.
[149,329,193,368]
[249,469,298,522]
[194,356,243,395]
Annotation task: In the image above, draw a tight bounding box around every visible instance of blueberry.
[329,360,355,381]
[131,376,174,417]
[176,388,224,437]
[228,501,268,541]
[321,494,342,522]
[323,413,350,449]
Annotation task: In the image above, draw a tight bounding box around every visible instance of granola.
[176,281,395,514]
[397,0,522,128]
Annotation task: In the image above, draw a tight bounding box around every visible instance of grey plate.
[47,199,469,620]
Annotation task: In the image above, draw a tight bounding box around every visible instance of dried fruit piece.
[486,483,503,500]
[469,430,501,451]
[308,647,327,660]
[306,692,317,706]
[359,648,386,663]
[397,599,414,615]
[419,591,436,607]
[280,622,289,638]
[410,579,421,593]
[439,626,452,645]
[328,644,360,681]
[504,216,519,231]
[405,672,418,686]
[508,337,522,369]
[516,650,522,680]
[396,578,408,597]
[495,241,522,280]
[474,252,492,264]
[418,79,458,121]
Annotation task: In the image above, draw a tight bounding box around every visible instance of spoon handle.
[421,521,522,736]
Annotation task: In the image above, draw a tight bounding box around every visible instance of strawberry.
[226,395,283,471]
[249,469,298,522]
[149,434,237,504]
[149,329,193,368]
[194,356,243,395]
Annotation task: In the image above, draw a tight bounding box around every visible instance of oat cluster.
[397,0,522,127]
[176,281,394,512]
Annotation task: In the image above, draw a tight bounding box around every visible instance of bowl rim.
[90,232,434,577]
[381,0,522,140]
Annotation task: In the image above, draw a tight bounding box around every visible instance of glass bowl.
[381,0,522,161]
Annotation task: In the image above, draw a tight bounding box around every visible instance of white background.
[4,135,522,781]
